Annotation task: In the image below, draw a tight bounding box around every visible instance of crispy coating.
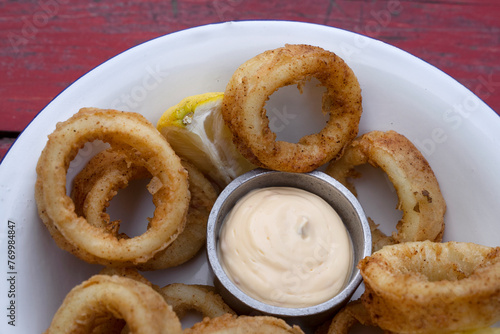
[71,148,217,270]
[35,108,190,265]
[99,267,157,288]
[98,270,234,328]
[71,148,151,234]
[222,44,362,173]
[184,314,305,334]
[44,275,182,334]
[138,159,217,270]
[158,283,235,319]
[326,130,446,249]
[358,241,500,334]
[321,300,375,334]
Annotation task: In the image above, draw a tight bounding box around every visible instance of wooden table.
[1,0,499,160]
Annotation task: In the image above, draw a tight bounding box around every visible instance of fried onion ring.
[326,130,446,246]
[35,108,190,265]
[158,283,235,319]
[44,275,182,334]
[71,148,217,269]
[358,241,500,333]
[222,44,362,173]
[184,314,305,334]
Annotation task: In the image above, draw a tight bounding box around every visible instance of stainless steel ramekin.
[206,168,371,327]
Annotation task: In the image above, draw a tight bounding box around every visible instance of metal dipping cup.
[206,168,372,327]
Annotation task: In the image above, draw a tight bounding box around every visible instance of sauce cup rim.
[206,168,372,322]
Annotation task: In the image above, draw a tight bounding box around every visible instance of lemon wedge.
[157,92,255,189]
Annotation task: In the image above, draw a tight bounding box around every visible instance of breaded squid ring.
[99,267,157,288]
[44,275,182,334]
[184,314,305,334]
[323,300,375,334]
[71,148,151,234]
[88,267,161,334]
[326,130,446,246]
[35,108,190,266]
[322,300,500,334]
[138,160,217,270]
[222,44,362,173]
[99,269,234,320]
[97,270,235,331]
[358,241,500,334]
[158,283,235,319]
[71,149,217,269]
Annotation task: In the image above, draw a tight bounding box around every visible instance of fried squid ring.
[138,160,217,270]
[71,148,151,234]
[44,275,182,334]
[326,130,446,247]
[99,267,157,288]
[71,148,217,269]
[358,241,500,334]
[158,283,235,319]
[100,269,235,319]
[323,300,375,334]
[184,314,305,334]
[35,108,190,265]
[97,270,235,330]
[222,44,362,173]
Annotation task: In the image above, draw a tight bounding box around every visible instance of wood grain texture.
[1,0,499,160]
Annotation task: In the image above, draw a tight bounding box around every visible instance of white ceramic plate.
[1,21,499,333]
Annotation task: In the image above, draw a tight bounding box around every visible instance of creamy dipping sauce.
[218,187,353,308]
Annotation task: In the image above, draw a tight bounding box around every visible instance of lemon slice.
[157,92,255,189]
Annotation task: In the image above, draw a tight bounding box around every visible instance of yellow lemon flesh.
[157,92,255,189]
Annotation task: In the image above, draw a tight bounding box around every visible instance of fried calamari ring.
[71,148,151,234]
[100,269,234,318]
[138,159,217,270]
[358,241,500,334]
[326,130,446,246]
[323,300,375,334]
[367,217,396,252]
[44,275,182,334]
[184,314,305,334]
[99,267,157,288]
[92,267,160,334]
[322,300,500,334]
[158,283,235,319]
[222,44,362,173]
[35,108,190,265]
[71,148,217,269]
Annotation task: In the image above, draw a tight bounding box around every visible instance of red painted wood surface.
[1,0,499,160]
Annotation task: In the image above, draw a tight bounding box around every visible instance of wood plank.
[1,0,499,160]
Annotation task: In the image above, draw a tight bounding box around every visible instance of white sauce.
[218,187,353,308]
